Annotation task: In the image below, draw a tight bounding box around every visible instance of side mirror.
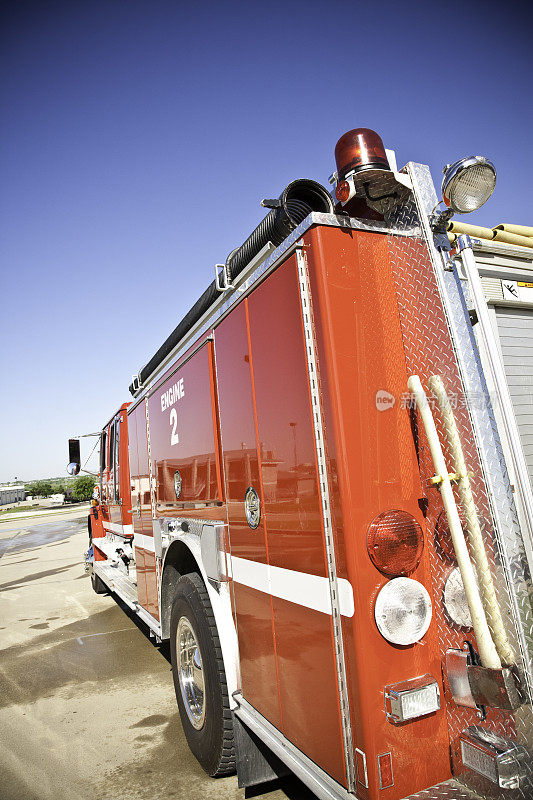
[68,439,81,476]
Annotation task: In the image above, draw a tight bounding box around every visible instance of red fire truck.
[68,128,533,800]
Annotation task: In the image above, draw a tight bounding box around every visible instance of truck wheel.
[169,572,235,777]
[91,570,107,594]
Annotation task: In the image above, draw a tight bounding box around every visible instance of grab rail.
[408,375,501,669]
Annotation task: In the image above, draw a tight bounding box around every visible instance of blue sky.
[1,0,531,482]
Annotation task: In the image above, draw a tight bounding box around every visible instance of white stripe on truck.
[230,555,354,617]
[102,521,134,536]
[133,532,156,552]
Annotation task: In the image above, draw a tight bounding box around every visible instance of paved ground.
[0,509,312,800]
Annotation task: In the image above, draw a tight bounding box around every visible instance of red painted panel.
[215,302,282,729]
[148,342,222,513]
[246,257,345,783]
[305,225,450,799]
[90,505,105,540]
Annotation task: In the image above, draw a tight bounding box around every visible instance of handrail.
[407,375,501,669]
[429,375,515,666]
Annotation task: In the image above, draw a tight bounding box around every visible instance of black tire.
[91,569,107,594]
[169,572,235,777]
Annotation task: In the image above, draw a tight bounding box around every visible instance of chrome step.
[94,562,138,608]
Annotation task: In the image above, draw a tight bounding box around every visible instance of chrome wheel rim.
[177,616,205,729]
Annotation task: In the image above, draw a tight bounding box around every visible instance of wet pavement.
[0,509,313,800]
[0,516,86,558]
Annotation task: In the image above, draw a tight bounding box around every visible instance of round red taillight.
[367,510,424,576]
[335,179,351,203]
[334,127,389,180]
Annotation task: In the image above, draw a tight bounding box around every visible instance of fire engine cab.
[68,128,533,800]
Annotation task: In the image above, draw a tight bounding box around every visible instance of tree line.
[25,476,96,502]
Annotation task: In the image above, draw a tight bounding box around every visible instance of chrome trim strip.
[135,605,162,637]
[233,695,354,800]
[295,245,355,792]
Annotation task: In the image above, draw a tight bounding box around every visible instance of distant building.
[0,485,26,505]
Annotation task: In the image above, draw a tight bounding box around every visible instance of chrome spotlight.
[442,156,496,214]
[431,155,496,233]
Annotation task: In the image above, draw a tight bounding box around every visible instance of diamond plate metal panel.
[403,779,482,800]
[383,163,533,800]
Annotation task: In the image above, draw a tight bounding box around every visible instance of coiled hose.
[226,180,333,279]
[129,179,333,394]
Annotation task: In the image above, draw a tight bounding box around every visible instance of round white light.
[442,156,496,214]
[375,577,432,646]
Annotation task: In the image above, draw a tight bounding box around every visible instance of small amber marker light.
[335,180,351,204]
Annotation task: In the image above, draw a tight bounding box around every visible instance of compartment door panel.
[215,302,282,729]
[246,256,345,784]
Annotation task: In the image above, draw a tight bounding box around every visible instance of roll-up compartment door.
[495,305,533,486]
